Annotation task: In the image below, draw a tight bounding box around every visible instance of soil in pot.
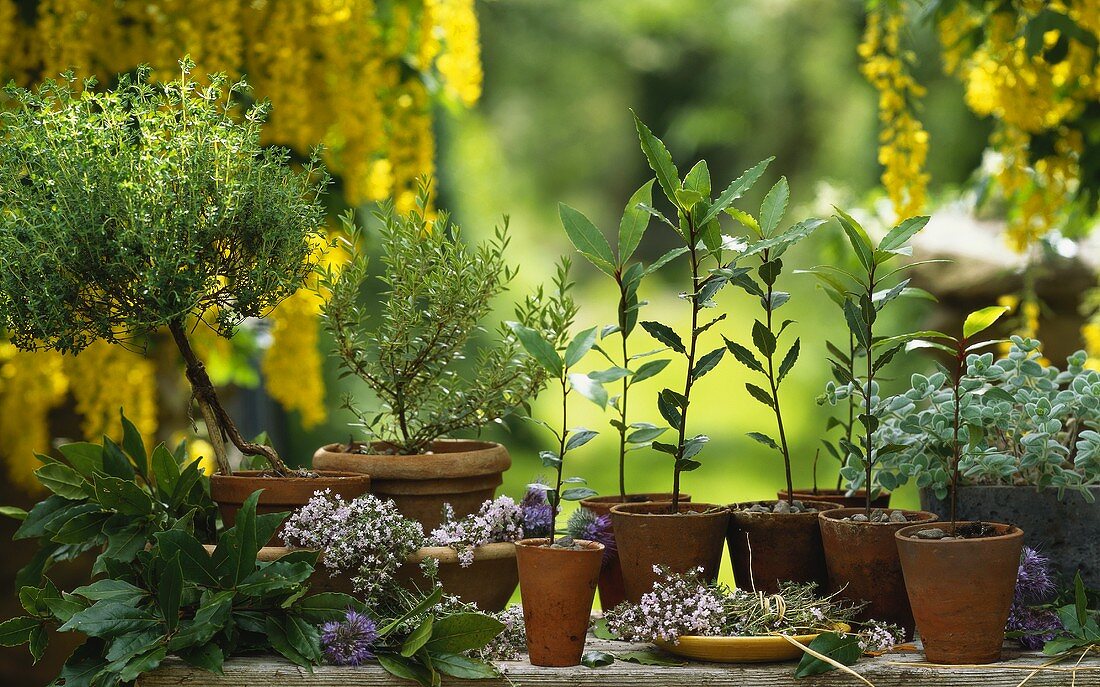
[778,489,890,510]
[610,502,729,604]
[515,537,604,667]
[580,493,690,609]
[896,521,1024,664]
[209,470,371,546]
[818,507,938,638]
[312,440,509,532]
[398,543,518,613]
[727,500,841,594]
[922,485,1100,588]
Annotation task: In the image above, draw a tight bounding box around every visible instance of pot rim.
[729,500,842,515]
[895,521,1023,543]
[319,438,504,456]
[818,507,938,526]
[314,440,510,480]
[405,542,518,564]
[580,492,689,505]
[210,470,369,481]
[515,537,604,553]
[609,501,729,517]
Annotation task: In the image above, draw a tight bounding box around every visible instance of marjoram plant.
[879,336,1100,513]
[722,176,824,505]
[558,183,674,499]
[0,59,327,476]
[808,209,933,517]
[630,112,771,510]
[320,182,553,455]
[509,261,606,542]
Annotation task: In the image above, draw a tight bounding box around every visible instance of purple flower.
[1006,547,1062,649]
[520,484,553,538]
[321,609,378,666]
[565,507,616,564]
[1015,547,1056,603]
[1007,605,1063,650]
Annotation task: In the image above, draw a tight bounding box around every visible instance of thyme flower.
[428,497,524,567]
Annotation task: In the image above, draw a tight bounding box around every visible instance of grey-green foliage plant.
[0,487,356,685]
[630,112,771,511]
[874,306,1010,528]
[722,176,824,506]
[557,183,674,499]
[1,411,217,590]
[805,209,933,517]
[0,59,327,476]
[878,336,1100,513]
[509,260,605,543]
[320,184,554,456]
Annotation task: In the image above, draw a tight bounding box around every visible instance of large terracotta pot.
[896,522,1024,664]
[515,538,603,667]
[610,502,729,604]
[922,485,1100,588]
[778,489,890,510]
[398,543,518,612]
[209,470,371,545]
[818,508,938,637]
[579,493,689,610]
[726,501,841,593]
[313,440,510,532]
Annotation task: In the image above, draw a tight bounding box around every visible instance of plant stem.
[552,374,569,545]
[168,318,288,476]
[619,324,629,500]
[950,346,965,530]
[673,220,702,513]
[764,267,795,506]
[863,269,876,520]
[841,333,856,492]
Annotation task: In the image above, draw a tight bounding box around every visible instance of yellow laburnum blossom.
[1083,322,1100,371]
[64,341,158,445]
[0,347,69,490]
[261,290,328,430]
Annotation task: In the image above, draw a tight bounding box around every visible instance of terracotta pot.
[726,501,841,593]
[579,493,689,610]
[818,508,938,637]
[778,489,891,510]
[515,538,603,667]
[610,502,729,603]
[398,543,518,612]
[896,522,1024,664]
[313,440,510,532]
[209,470,371,545]
[203,545,358,595]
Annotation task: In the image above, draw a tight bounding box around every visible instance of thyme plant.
[0,60,327,476]
[630,113,771,511]
[807,210,932,517]
[558,184,673,499]
[723,176,824,506]
[320,186,553,455]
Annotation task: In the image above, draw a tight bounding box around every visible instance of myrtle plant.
[558,185,674,499]
[879,337,1100,509]
[723,176,824,505]
[630,113,772,511]
[0,60,328,476]
[808,209,933,517]
[321,185,555,455]
[509,261,605,543]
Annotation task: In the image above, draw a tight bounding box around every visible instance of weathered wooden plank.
[137,638,1100,687]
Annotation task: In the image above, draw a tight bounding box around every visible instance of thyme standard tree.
[0,62,327,477]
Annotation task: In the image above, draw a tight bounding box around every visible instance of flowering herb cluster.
[565,507,616,563]
[605,567,865,644]
[283,489,424,598]
[520,483,554,538]
[429,497,525,567]
[1007,547,1063,650]
[321,609,380,666]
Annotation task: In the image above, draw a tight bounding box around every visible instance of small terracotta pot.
[209,470,371,545]
[579,493,689,609]
[610,502,729,603]
[313,440,510,532]
[515,538,604,667]
[398,543,518,612]
[896,522,1024,664]
[726,501,841,593]
[778,489,891,510]
[818,508,938,637]
[203,545,358,595]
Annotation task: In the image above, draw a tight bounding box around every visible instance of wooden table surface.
[138,636,1100,686]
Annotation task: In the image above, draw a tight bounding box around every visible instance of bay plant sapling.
[320,183,553,455]
[723,176,824,506]
[558,185,673,499]
[631,112,772,511]
[807,209,934,517]
[509,261,606,544]
[0,61,327,476]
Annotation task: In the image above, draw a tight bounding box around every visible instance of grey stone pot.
[921,485,1100,588]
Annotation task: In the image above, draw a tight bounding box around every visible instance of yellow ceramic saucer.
[654,623,851,663]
